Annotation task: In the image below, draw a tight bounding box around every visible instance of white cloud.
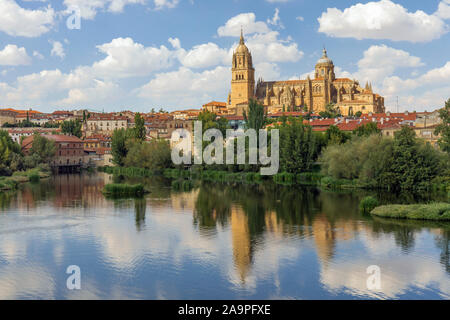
[0,0,55,37]
[296,16,304,22]
[63,0,146,20]
[33,51,44,60]
[50,41,65,59]
[180,43,228,69]
[355,44,424,84]
[217,12,271,37]
[244,31,303,63]
[318,0,448,42]
[255,62,280,80]
[0,45,31,66]
[137,66,230,107]
[154,0,179,10]
[91,37,175,78]
[267,8,283,28]
[436,0,450,19]
[168,37,181,49]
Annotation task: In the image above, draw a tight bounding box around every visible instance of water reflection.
[0,173,449,299]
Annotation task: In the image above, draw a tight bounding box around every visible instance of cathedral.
[227,31,385,116]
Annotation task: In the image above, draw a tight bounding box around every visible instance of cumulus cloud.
[91,37,175,78]
[50,41,65,59]
[355,44,424,84]
[318,0,448,42]
[63,0,146,20]
[217,12,271,37]
[436,0,450,19]
[137,66,230,107]
[0,0,55,37]
[179,43,229,69]
[0,45,31,66]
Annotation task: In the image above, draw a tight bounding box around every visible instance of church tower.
[229,29,255,110]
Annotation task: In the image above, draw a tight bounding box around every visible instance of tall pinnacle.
[240,27,245,45]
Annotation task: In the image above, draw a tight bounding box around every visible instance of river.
[0,172,449,299]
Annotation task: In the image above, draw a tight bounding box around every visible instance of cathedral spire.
[240,27,245,45]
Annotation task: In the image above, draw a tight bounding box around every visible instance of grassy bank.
[163,168,265,184]
[0,168,50,191]
[102,183,146,197]
[98,166,156,177]
[370,203,450,221]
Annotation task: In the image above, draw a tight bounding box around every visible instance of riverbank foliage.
[359,196,379,213]
[320,126,449,191]
[1,131,54,177]
[371,203,450,221]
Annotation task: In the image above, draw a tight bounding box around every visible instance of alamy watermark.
[171,121,279,175]
[66,265,81,290]
[366,265,381,290]
[66,6,81,30]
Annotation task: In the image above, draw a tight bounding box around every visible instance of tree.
[124,139,172,171]
[354,122,380,137]
[435,98,450,153]
[325,125,350,144]
[197,110,228,135]
[275,117,316,173]
[111,128,130,166]
[61,119,82,138]
[243,99,266,131]
[319,103,340,118]
[0,130,22,175]
[30,134,56,164]
[355,111,363,118]
[133,113,146,141]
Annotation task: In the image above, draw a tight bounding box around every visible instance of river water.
[0,173,449,299]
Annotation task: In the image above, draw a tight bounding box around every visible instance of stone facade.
[226,34,385,115]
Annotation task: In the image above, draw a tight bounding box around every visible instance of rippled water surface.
[0,173,449,299]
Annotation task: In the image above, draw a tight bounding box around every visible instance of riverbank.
[371,203,450,221]
[0,169,50,191]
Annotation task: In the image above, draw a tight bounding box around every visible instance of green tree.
[133,113,146,141]
[325,125,350,144]
[275,117,316,173]
[355,111,363,118]
[111,128,131,166]
[319,103,340,118]
[30,134,56,164]
[243,99,266,131]
[61,119,82,138]
[124,139,172,171]
[197,110,229,135]
[354,122,380,137]
[435,98,450,153]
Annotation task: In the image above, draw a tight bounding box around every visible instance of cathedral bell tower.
[229,29,255,109]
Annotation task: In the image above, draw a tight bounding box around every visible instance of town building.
[22,134,85,171]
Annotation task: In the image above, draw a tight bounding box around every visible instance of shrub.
[359,196,379,213]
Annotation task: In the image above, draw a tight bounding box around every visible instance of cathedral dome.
[317,48,333,65]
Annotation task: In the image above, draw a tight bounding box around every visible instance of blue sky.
[0,0,449,113]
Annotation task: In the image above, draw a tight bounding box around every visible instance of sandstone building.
[226,32,385,115]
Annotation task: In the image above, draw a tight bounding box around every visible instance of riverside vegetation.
[108,99,450,197]
[0,131,55,190]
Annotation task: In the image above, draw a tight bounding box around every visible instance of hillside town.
[0,104,444,170]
